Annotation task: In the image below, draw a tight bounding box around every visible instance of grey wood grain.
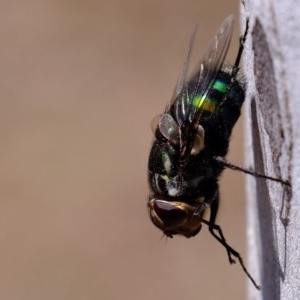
[242,0,299,299]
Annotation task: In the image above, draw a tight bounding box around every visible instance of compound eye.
[152,200,187,228]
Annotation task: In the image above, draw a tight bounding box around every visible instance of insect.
[147,15,289,290]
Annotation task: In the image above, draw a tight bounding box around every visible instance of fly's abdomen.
[215,68,245,133]
[190,67,245,120]
[190,76,229,115]
[190,68,245,156]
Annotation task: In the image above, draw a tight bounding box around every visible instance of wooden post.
[243,0,299,299]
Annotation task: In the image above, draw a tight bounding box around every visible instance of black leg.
[200,191,261,290]
[233,17,249,71]
[214,156,290,186]
[208,191,235,264]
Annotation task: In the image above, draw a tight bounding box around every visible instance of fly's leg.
[233,17,249,71]
[199,190,261,290]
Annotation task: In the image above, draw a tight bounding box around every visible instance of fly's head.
[148,197,206,238]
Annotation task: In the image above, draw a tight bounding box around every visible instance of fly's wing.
[171,24,198,103]
[157,16,234,147]
[186,15,234,127]
[174,15,234,126]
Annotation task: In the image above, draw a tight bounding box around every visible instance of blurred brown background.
[0,1,247,299]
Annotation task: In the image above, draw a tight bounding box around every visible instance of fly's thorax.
[148,135,214,199]
[148,197,206,238]
[149,171,205,199]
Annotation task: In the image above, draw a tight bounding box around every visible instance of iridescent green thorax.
[191,79,229,113]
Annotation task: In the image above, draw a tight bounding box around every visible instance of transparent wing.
[157,15,234,147]
[171,15,234,127]
[171,24,198,102]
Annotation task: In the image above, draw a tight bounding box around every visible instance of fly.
[147,15,290,290]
